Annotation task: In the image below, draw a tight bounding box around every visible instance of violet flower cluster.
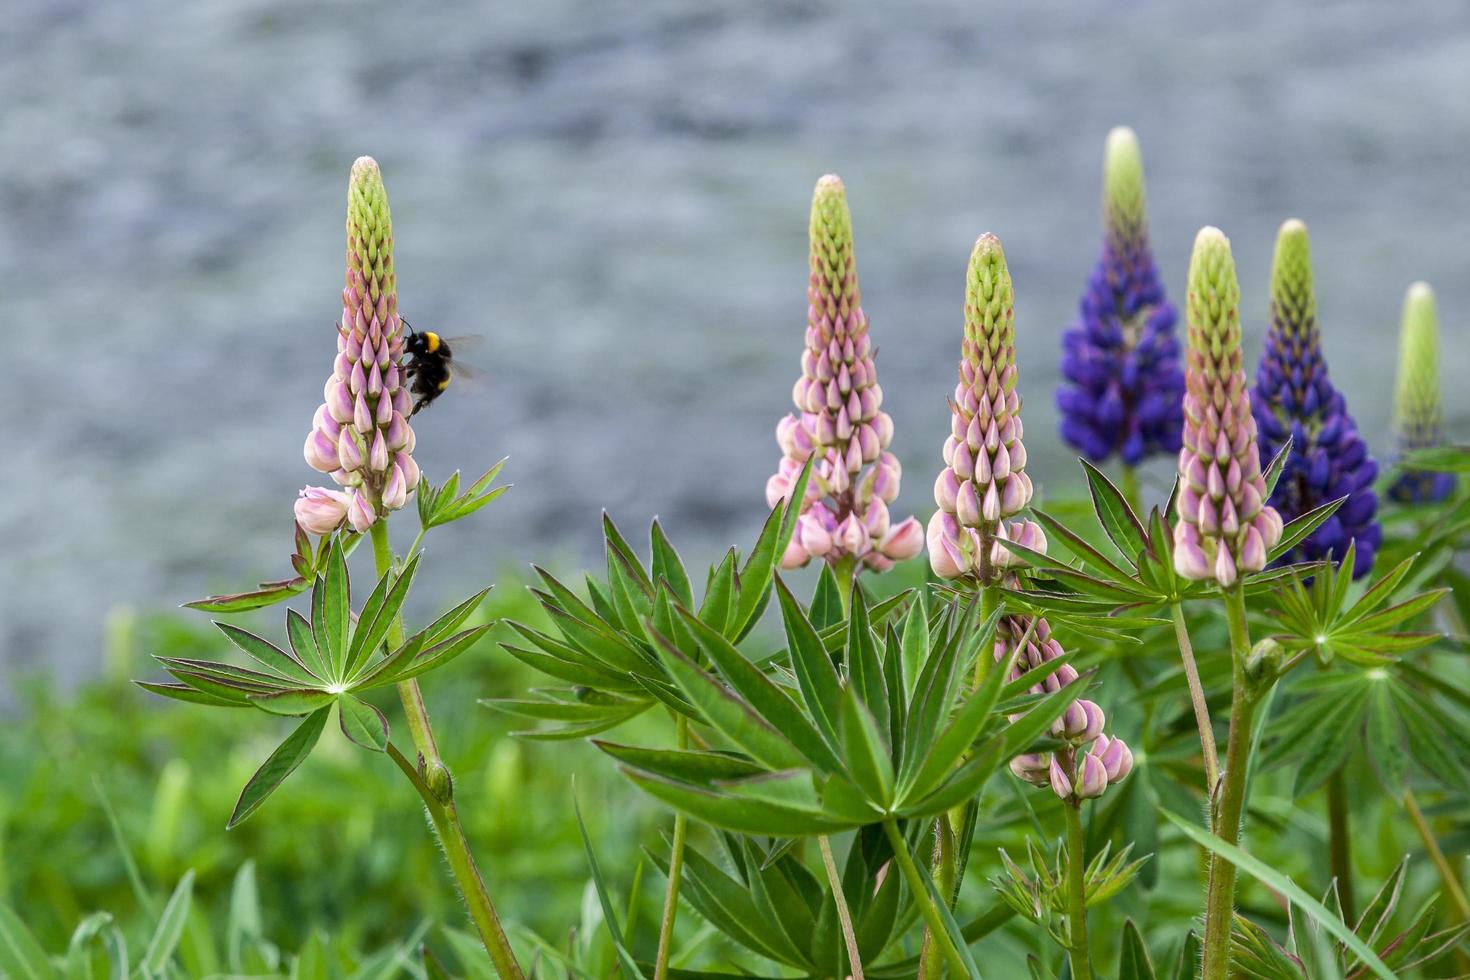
[1388,282,1457,504]
[767,175,922,571]
[1252,220,1379,578]
[1056,128,1184,467]
[1004,616,1134,801]
[296,157,420,535]
[1173,228,1283,587]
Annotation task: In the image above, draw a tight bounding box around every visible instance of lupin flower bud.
[998,615,1131,802]
[1173,228,1282,587]
[1057,127,1184,465]
[766,175,921,572]
[1388,282,1457,504]
[299,157,420,533]
[1252,220,1380,578]
[927,234,1040,582]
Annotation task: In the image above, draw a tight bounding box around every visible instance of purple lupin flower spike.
[926,234,1045,582]
[1057,127,1184,467]
[1001,616,1132,802]
[1173,228,1283,587]
[766,175,922,572]
[1253,220,1380,578]
[297,157,420,534]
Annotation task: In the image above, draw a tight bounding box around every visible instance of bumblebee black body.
[402,321,454,416]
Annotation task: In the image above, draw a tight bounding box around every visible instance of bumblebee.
[402,320,477,416]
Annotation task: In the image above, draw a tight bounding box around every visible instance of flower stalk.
[653,715,690,980]
[1063,802,1094,980]
[881,820,969,978]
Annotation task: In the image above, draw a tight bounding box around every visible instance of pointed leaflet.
[1117,919,1157,979]
[810,564,845,631]
[339,696,389,751]
[1263,436,1293,497]
[650,519,694,607]
[620,768,846,835]
[1269,497,1346,562]
[346,553,421,678]
[649,627,807,771]
[595,741,765,784]
[838,689,895,808]
[136,681,248,708]
[899,588,930,700]
[676,607,843,773]
[183,579,308,614]
[775,577,844,751]
[228,706,331,828]
[317,539,350,678]
[286,609,329,682]
[352,623,493,690]
[699,550,738,635]
[846,584,891,734]
[213,623,319,685]
[248,689,336,716]
[1081,459,1149,561]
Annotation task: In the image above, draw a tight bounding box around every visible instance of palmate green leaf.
[422,458,509,528]
[1162,812,1395,980]
[897,604,977,789]
[228,706,331,828]
[142,870,194,976]
[1031,507,1139,581]
[0,903,57,980]
[676,606,843,773]
[595,742,765,784]
[338,695,388,752]
[353,623,493,690]
[1291,685,1369,798]
[647,844,801,967]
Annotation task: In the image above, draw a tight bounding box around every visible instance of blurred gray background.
[5,0,1469,678]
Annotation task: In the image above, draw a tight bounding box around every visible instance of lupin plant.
[1252,219,1380,578]
[767,174,923,580]
[1388,281,1458,504]
[926,234,1133,980]
[104,152,1470,980]
[140,158,524,979]
[1056,127,1184,500]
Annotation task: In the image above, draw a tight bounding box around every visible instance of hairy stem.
[371,523,524,980]
[1063,801,1094,980]
[818,835,865,980]
[654,716,690,980]
[919,814,959,979]
[1201,586,1259,980]
[882,820,969,978]
[1171,602,1220,798]
[1325,768,1355,924]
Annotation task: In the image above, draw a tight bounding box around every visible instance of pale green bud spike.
[1393,281,1442,442]
[1102,126,1148,242]
[348,156,395,308]
[963,233,1016,388]
[810,174,857,311]
[1185,226,1242,370]
[1268,219,1315,343]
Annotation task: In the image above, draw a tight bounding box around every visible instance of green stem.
[654,716,690,980]
[919,815,958,979]
[1200,586,1260,980]
[882,820,970,978]
[1325,765,1355,924]
[1119,465,1142,514]
[1063,801,1094,980]
[1404,789,1470,920]
[818,835,864,980]
[972,584,1001,688]
[1171,602,1220,798]
[371,523,524,980]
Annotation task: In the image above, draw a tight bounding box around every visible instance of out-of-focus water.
[5,0,1469,678]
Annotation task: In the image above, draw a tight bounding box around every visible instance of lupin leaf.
[228,707,331,828]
